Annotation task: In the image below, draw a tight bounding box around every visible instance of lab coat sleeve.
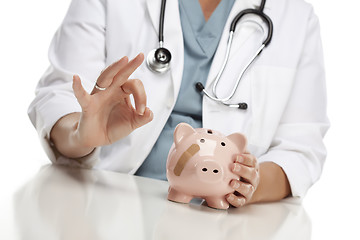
[257,10,330,198]
[27,0,106,167]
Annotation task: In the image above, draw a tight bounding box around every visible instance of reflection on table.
[14,164,311,240]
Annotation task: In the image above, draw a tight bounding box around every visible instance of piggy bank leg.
[168,187,193,204]
[205,197,229,210]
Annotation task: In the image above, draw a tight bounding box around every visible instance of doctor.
[28,0,329,207]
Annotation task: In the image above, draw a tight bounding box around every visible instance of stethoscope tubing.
[147,0,273,110]
[211,19,267,102]
[158,0,166,43]
[230,8,273,46]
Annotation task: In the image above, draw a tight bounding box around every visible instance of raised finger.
[121,79,147,115]
[111,53,144,88]
[232,163,259,186]
[92,56,129,94]
[72,75,90,110]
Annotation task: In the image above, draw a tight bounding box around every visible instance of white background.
[0,0,359,239]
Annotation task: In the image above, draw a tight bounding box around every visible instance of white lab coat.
[28,0,329,198]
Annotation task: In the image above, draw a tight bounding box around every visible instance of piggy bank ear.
[174,123,196,146]
[227,133,247,153]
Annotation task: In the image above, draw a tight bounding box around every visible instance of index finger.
[92,56,129,94]
[111,53,145,88]
[97,56,129,83]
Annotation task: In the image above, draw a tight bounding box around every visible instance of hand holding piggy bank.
[166,123,247,209]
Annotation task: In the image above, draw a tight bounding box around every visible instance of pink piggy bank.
[166,123,247,209]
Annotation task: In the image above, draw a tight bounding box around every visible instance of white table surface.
[2,164,311,240]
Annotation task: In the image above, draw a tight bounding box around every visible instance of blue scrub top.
[135,0,235,180]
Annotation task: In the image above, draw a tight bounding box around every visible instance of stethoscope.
[146,0,273,110]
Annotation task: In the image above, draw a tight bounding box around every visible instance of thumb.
[133,107,154,129]
[72,75,90,109]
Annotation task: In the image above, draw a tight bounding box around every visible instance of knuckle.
[255,177,260,187]
[247,190,254,199]
[242,183,253,195]
[132,79,146,93]
[251,168,258,179]
[239,182,248,192]
[117,72,127,80]
[248,155,256,166]
[249,185,255,193]
[120,85,129,95]
[132,78,143,86]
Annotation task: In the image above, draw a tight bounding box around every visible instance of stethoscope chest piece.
[146,47,172,74]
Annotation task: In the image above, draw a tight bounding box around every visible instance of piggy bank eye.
[207,130,213,134]
[200,139,205,143]
[221,142,226,146]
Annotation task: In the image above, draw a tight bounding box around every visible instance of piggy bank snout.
[196,160,224,183]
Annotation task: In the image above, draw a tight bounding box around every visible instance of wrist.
[247,162,291,204]
[67,125,96,158]
[51,113,95,159]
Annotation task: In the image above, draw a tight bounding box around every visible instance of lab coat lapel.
[146,0,184,102]
[145,0,161,34]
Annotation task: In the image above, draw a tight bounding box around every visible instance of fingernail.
[138,105,145,115]
[134,53,144,61]
[228,194,234,201]
[238,198,245,206]
[233,163,241,172]
[231,180,240,189]
[236,155,243,163]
